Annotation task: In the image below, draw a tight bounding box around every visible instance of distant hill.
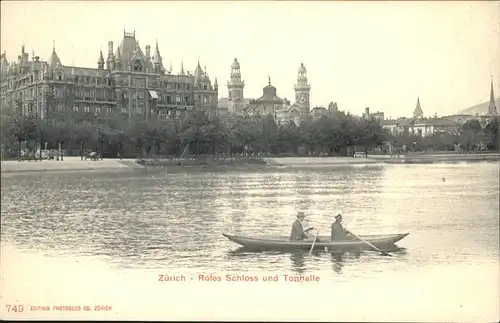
[459,98,500,115]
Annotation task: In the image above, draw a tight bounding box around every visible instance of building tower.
[106,41,115,70]
[97,50,105,70]
[413,96,424,119]
[294,62,311,113]
[488,76,498,116]
[227,58,245,115]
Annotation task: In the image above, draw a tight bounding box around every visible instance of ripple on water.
[1,163,498,275]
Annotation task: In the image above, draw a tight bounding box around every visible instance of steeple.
[114,49,122,70]
[97,50,105,69]
[153,40,164,73]
[179,59,185,76]
[488,76,498,116]
[413,96,424,119]
[194,59,203,79]
[47,40,62,69]
[203,65,210,81]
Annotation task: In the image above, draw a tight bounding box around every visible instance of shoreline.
[1,153,499,174]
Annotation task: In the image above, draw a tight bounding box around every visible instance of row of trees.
[1,108,498,160]
[392,118,499,153]
[1,109,389,160]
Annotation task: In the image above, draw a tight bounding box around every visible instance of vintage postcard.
[1,0,499,321]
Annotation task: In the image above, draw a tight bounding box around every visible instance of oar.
[346,230,392,256]
[309,230,320,254]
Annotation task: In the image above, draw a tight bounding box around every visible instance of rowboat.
[222,232,409,252]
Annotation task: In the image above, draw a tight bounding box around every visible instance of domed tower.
[294,62,311,112]
[227,58,245,115]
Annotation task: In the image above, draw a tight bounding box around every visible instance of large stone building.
[244,63,312,126]
[381,90,499,138]
[0,30,218,123]
[218,59,313,125]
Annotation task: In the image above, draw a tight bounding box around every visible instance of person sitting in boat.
[330,213,348,241]
[290,211,315,241]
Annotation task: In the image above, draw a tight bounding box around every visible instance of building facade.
[243,62,312,126]
[0,30,218,123]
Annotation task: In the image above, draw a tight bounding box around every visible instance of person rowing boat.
[289,211,317,241]
[330,213,349,241]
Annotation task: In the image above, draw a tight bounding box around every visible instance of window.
[121,107,127,114]
[73,106,79,112]
[107,107,112,115]
[133,61,143,72]
[84,106,90,113]
[96,107,101,114]
[185,96,188,104]
[204,85,207,90]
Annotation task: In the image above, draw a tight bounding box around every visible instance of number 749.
[6,305,24,312]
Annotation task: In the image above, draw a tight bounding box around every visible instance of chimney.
[365,107,370,116]
[108,41,113,57]
[145,45,151,59]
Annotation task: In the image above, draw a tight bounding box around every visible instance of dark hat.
[335,213,342,219]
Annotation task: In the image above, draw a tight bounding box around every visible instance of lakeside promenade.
[1,153,499,174]
[0,157,144,174]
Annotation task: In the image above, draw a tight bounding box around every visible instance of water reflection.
[1,163,498,276]
[330,253,344,274]
[290,252,306,274]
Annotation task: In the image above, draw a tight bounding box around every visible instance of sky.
[1,1,499,118]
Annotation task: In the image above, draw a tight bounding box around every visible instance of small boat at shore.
[222,232,409,252]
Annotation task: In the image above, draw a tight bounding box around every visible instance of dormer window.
[133,60,142,72]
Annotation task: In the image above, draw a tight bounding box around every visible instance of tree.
[74,121,97,160]
[460,119,484,151]
[484,117,499,151]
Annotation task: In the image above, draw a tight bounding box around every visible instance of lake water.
[1,162,499,321]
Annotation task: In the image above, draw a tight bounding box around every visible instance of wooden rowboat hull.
[222,232,409,252]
